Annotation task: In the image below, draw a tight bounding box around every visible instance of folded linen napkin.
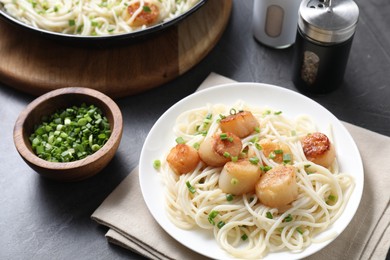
[91,72,390,260]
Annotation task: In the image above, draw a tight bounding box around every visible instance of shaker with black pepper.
[292,0,359,94]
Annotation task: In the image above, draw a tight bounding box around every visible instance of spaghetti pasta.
[0,0,201,36]
[157,101,354,259]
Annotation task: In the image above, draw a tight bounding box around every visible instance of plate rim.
[139,82,364,259]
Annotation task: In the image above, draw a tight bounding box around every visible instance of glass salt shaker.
[292,0,359,94]
[253,0,302,49]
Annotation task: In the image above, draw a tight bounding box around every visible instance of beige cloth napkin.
[91,72,390,260]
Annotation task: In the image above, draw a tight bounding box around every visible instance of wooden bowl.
[13,87,123,182]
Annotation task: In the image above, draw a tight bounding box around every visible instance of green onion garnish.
[266,212,273,219]
[217,221,225,229]
[208,210,219,225]
[153,160,161,170]
[249,157,259,165]
[327,194,337,203]
[260,165,272,172]
[142,5,151,12]
[231,178,239,185]
[241,234,248,241]
[220,133,228,140]
[283,214,293,222]
[29,103,110,162]
[175,137,185,144]
[283,153,292,164]
[226,194,234,201]
[186,181,196,194]
[193,142,200,150]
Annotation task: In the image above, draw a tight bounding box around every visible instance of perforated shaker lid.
[298,0,359,43]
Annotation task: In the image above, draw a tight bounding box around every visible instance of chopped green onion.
[229,108,237,115]
[208,210,219,225]
[29,103,110,162]
[255,126,260,133]
[153,160,161,170]
[220,133,228,140]
[283,153,292,164]
[274,149,283,154]
[220,133,233,142]
[226,194,234,201]
[193,142,200,150]
[186,181,196,194]
[250,136,259,143]
[266,212,273,219]
[231,178,239,185]
[231,156,238,162]
[175,137,185,144]
[274,111,282,115]
[223,151,231,158]
[217,221,225,229]
[249,157,259,165]
[241,234,248,241]
[283,214,293,222]
[269,152,276,159]
[142,5,151,12]
[327,194,337,203]
[296,227,304,234]
[260,165,272,172]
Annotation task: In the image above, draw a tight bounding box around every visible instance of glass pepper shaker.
[253,0,302,49]
[292,0,359,94]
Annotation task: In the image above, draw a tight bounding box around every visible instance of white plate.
[139,83,364,260]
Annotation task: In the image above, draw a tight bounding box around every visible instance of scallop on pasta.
[154,100,355,259]
[0,0,201,36]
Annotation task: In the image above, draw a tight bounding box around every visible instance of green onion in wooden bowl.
[13,87,123,182]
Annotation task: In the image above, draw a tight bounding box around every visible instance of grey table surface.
[1,0,389,259]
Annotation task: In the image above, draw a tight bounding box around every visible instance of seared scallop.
[255,165,298,209]
[220,110,259,138]
[198,132,242,167]
[219,159,262,195]
[166,144,200,175]
[258,138,293,164]
[301,132,336,168]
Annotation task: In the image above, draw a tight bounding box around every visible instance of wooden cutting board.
[0,0,232,98]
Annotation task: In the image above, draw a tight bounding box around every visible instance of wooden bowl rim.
[13,87,123,171]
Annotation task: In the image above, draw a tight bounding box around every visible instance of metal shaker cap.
[298,0,359,44]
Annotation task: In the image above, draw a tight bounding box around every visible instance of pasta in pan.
[0,0,201,36]
[156,101,354,259]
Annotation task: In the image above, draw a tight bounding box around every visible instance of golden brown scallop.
[198,132,242,167]
[219,159,262,195]
[166,144,200,175]
[301,132,336,168]
[219,110,259,138]
[255,165,298,209]
[258,138,293,164]
[124,2,160,27]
